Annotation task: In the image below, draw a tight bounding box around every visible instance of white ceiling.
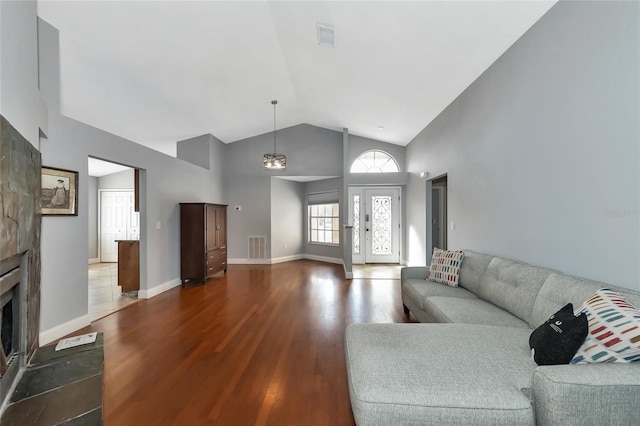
[38,0,557,157]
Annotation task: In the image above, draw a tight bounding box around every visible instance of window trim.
[308,202,340,246]
[350,149,400,173]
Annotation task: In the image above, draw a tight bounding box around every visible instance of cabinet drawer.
[206,259,225,275]
[206,249,227,276]
[207,249,226,263]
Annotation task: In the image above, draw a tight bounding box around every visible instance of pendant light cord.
[272,100,278,152]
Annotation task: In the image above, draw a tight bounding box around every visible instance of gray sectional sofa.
[345,250,640,425]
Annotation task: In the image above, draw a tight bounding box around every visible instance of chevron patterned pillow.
[571,288,640,364]
[428,248,464,287]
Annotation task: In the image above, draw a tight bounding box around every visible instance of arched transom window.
[350,150,400,173]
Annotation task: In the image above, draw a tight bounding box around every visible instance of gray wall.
[38,19,225,335]
[224,124,343,260]
[270,178,304,260]
[88,176,98,260]
[0,0,46,147]
[177,134,212,169]
[177,133,226,172]
[405,1,640,291]
[98,168,134,189]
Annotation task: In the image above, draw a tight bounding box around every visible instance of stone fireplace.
[0,115,41,410]
[0,254,27,402]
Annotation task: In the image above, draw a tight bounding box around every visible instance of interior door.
[431,187,447,250]
[349,187,400,264]
[100,190,138,262]
[100,191,128,262]
[431,176,448,251]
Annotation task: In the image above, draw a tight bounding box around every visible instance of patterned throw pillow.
[428,248,464,287]
[571,288,640,364]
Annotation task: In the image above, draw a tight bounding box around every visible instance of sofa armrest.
[533,364,640,426]
[401,266,429,282]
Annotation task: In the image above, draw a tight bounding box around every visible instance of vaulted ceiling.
[38,1,557,156]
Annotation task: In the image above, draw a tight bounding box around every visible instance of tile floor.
[88,263,139,322]
[352,264,402,279]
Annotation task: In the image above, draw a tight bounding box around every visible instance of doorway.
[431,175,448,251]
[349,186,401,264]
[88,158,141,321]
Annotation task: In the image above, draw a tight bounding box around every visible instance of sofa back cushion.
[479,257,550,324]
[529,273,640,329]
[458,250,494,295]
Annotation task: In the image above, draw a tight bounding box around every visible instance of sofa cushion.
[479,258,550,324]
[571,288,640,364]
[428,248,465,287]
[402,279,477,310]
[345,323,536,425]
[458,250,494,295]
[529,273,640,329]
[423,296,530,328]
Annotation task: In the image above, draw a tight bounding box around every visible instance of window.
[308,203,340,245]
[350,150,400,173]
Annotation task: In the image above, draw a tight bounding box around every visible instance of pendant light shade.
[264,100,286,170]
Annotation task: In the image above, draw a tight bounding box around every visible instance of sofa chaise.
[344,250,640,425]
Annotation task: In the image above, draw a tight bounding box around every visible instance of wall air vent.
[317,23,336,48]
[248,236,266,260]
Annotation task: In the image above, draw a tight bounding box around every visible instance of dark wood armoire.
[179,203,228,284]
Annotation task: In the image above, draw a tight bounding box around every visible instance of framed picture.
[41,166,78,216]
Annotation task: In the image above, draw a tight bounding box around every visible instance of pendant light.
[263,100,286,170]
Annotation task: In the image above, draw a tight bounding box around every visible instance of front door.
[349,187,400,264]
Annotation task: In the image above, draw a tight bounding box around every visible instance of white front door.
[100,191,138,262]
[349,187,401,264]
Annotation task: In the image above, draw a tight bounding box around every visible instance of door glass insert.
[371,195,392,255]
[353,195,360,255]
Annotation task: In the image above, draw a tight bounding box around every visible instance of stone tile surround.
[0,333,104,425]
[0,115,41,360]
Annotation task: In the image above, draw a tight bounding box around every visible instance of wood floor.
[74,260,413,425]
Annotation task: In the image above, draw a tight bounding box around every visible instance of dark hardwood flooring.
[75,260,413,425]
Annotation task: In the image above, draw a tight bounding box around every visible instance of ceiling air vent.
[317,23,335,48]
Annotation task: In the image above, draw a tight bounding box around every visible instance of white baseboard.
[138,278,181,299]
[271,254,304,264]
[343,262,353,279]
[230,255,344,266]
[39,314,91,346]
[228,258,270,265]
[88,258,99,264]
[303,254,343,265]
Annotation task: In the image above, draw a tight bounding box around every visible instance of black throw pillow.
[529,303,588,366]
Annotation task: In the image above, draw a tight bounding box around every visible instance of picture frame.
[41,166,78,216]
